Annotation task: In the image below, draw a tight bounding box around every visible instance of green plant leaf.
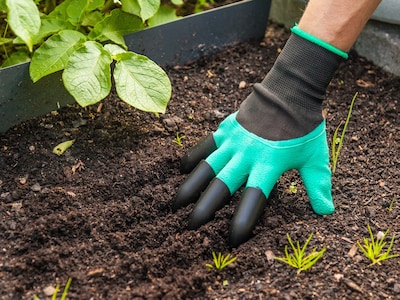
[60,277,72,300]
[0,0,6,11]
[357,224,399,266]
[33,2,77,43]
[66,0,88,26]
[215,252,221,268]
[220,253,237,269]
[81,10,104,27]
[47,0,72,20]
[147,5,180,27]
[121,0,160,21]
[89,9,144,48]
[53,139,75,156]
[66,0,104,26]
[206,251,237,271]
[6,0,41,52]
[113,52,171,113]
[275,233,326,274]
[331,92,357,173]
[46,0,101,27]
[30,30,87,82]
[0,37,13,46]
[170,0,183,5]
[121,0,140,18]
[1,49,30,68]
[62,41,112,107]
[104,43,126,56]
[33,17,75,43]
[87,0,105,10]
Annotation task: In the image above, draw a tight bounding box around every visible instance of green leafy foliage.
[206,251,237,271]
[147,5,180,26]
[0,0,7,11]
[1,0,182,113]
[275,233,326,274]
[113,51,171,112]
[357,224,399,266]
[88,9,145,48]
[0,48,30,67]
[30,30,87,82]
[62,41,113,106]
[172,132,186,146]
[121,0,160,22]
[5,0,40,52]
[195,0,215,13]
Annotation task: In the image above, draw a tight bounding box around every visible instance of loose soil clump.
[0,23,399,299]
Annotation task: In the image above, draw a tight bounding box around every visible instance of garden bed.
[0,23,399,299]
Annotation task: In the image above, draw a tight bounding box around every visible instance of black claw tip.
[229,187,267,248]
[180,134,217,174]
[173,161,215,212]
[188,178,231,229]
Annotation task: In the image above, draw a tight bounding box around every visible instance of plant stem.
[1,22,9,61]
[331,92,358,173]
[44,0,57,14]
[101,0,117,13]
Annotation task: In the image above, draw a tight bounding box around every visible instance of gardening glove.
[173,26,348,247]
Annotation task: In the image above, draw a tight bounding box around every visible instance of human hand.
[173,112,334,247]
[173,29,344,247]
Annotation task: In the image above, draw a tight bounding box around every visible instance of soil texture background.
[1,23,399,300]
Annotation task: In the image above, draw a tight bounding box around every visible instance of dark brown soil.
[1,23,399,300]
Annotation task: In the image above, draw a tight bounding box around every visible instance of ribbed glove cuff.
[236,31,344,140]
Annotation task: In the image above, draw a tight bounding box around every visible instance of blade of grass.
[332,92,358,173]
[60,278,72,300]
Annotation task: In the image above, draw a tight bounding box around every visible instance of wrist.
[237,31,344,140]
[291,25,348,59]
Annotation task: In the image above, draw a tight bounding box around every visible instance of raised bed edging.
[0,0,271,134]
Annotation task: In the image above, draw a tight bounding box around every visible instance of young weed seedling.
[331,92,358,174]
[206,251,237,271]
[357,224,398,266]
[387,196,396,212]
[172,132,186,146]
[275,233,326,274]
[34,277,72,300]
[289,181,297,194]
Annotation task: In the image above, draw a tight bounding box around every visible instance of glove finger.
[188,178,231,229]
[180,134,217,174]
[300,164,334,215]
[246,166,282,201]
[173,160,215,211]
[213,154,250,194]
[229,187,266,248]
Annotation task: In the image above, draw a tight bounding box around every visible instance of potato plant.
[0,0,183,113]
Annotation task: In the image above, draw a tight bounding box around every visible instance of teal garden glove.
[173,26,348,247]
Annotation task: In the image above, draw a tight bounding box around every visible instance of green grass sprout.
[331,92,358,174]
[275,233,326,274]
[33,277,72,300]
[206,251,237,271]
[172,132,186,146]
[357,224,399,266]
[387,196,396,212]
[289,182,297,194]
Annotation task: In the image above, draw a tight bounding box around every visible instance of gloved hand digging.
[173,26,348,247]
